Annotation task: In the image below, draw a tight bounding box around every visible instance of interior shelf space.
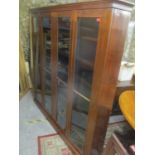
[73,89,90,102]
[81,36,97,42]
[57,77,90,103]
[57,76,90,103]
[57,77,67,86]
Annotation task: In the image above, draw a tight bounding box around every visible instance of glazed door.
[70,17,100,153]
[41,15,53,115]
[56,15,71,130]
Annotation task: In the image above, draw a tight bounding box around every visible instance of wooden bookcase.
[30,1,134,154]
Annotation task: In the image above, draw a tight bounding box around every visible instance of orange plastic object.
[119,90,135,129]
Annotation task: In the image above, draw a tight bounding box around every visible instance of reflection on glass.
[71,93,89,151]
[71,17,99,152]
[33,16,42,103]
[57,81,67,129]
[56,17,71,129]
[35,57,41,90]
[71,125,85,151]
[35,65,42,103]
[36,92,42,103]
[42,16,52,114]
[72,93,89,115]
[33,17,38,33]
[44,93,52,114]
[58,17,71,82]
[33,16,38,67]
[35,52,41,102]
[74,17,99,98]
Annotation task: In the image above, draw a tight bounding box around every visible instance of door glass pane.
[74,17,99,98]
[42,17,52,114]
[33,16,42,103]
[57,17,71,82]
[57,17,71,129]
[71,93,89,151]
[71,17,99,152]
[57,80,68,129]
[35,68,42,103]
[71,125,86,151]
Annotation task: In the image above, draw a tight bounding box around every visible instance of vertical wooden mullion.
[51,13,58,119]
[39,15,45,105]
[66,11,77,136]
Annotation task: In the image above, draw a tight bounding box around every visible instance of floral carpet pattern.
[38,133,73,155]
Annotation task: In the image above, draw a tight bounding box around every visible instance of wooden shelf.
[57,77,68,87]
[58,47,69,49]
[57,77,90,102]
[81,36,97,42]
[72,123,86,131]
[59,38,70,41]
[35,89,51,95]
[76,57,93,69]
[45,40,51,43]
[59,27,70,31]
[43,67,51,74]
[73,106,88,115]
[81,26,93,31]
[73,89,90,102]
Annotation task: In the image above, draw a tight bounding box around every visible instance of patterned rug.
[38,133,73,155]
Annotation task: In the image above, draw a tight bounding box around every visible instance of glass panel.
[56,17,71,129]
[33,17,38,72]
[70,93,89,151]
[33,17,39,33]
[71,17,99,152]
[35,65,42,103]
[57,80,68,129]
[72,93,89,116]
[57,17,71,82]
[42,17,52,114]
[35,50,42,103]
[74,17,99,98]
[33,16,42,103]
[71,125,85,151]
